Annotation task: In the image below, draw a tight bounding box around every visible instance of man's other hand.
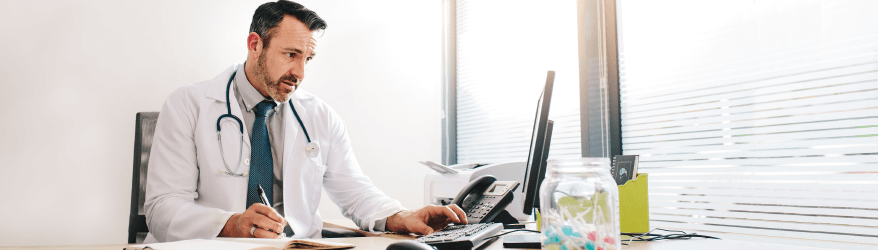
[386,205,468,235]
[219,204,287,238]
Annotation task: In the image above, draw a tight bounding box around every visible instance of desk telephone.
[451,175,520,224]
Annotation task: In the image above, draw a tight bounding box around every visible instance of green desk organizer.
[619,173,649,233]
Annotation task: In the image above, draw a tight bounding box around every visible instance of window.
[445,0,583,164]
[618,0,878,247]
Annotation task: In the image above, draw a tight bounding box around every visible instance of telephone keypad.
[466,195,501,219]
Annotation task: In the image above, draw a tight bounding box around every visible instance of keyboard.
[416,223,504,250]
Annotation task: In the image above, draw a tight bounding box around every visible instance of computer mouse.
[386,240,437,250]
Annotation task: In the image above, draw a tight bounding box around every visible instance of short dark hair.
[250,0,327,48]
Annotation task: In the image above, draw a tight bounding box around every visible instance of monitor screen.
[521,71,555,215]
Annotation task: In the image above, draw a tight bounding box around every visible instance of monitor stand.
[503,234,541,248]
[500,208,540,248]
[489,210,524,229]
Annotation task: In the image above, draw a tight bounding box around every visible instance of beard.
[255,53,298,102]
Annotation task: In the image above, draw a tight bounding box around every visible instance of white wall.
[0,0,441,246]
[298,0,442,225]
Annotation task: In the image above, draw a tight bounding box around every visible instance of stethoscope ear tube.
[217,114,244,133]
[218,71,246,176]
[217,125,245,177]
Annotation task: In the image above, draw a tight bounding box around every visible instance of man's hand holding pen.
[218,185,288,238]
[219,204,287,238]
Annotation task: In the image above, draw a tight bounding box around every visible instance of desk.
[0,220,829,250]
[491,236,831,250]
[0,237,828,250]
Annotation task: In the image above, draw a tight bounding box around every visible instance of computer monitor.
[533,120,553,209]
[521,71,555,215]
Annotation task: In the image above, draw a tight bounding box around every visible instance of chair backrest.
[129,112,159,244]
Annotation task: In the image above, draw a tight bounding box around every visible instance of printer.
[423,161,530,221]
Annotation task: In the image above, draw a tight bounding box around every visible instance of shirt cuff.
[373,217,388,232]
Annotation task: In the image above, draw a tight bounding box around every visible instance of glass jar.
[540,158,621,250]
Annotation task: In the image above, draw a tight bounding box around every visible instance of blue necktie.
[247,101,276,208]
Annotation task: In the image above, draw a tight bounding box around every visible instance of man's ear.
[246,32,262,60]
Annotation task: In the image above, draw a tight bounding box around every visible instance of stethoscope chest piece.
[306,141,320,157]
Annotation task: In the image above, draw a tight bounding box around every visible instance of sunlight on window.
[619,0,878,246]
[456,0,582,163]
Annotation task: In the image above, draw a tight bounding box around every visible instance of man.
[143,0,465,242]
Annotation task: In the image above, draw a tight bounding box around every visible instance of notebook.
[124,238,355,250]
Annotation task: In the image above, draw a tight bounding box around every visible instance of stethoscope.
[217,71,320,177]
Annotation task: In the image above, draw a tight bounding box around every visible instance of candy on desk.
[603,236,615,244]
[585,241,595,250]
[544,227,563,244]
[547,234,563,244]
[561,225,582,238]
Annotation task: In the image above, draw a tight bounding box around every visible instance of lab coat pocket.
[309,164,328,214]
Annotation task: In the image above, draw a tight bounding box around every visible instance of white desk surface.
[0,237,831,250]
[0,219,835,250]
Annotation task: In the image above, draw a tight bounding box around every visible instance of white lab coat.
[143,64,405,242]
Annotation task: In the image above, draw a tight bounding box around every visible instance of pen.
[257,184,280,235]
[257,184,271,207]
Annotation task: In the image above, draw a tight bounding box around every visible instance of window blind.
[618,0,878,246]
[455,0,582,164]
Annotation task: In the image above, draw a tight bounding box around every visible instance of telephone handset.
[451,175,520,224]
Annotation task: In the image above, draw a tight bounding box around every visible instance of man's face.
[253,16,318,102]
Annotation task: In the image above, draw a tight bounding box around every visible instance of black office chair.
[129,112,158,243]
[127,112,362,243]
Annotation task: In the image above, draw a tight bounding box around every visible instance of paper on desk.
[419,161,458,174]
[126,238,354,250]
[125,239,277,250]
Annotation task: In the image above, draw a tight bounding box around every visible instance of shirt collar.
[235,63,280,112]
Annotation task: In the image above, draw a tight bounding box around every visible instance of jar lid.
[547,157,611,172]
